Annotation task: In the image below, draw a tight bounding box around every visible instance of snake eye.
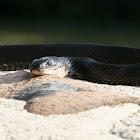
[46,60,52,66]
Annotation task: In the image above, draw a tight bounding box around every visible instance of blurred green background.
[0,0,140,47]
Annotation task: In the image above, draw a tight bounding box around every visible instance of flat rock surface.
[110,112,140,140]
[0,70,140,140]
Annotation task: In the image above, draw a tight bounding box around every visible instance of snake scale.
[1,43,140,85]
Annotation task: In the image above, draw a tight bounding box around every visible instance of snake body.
[30,56,140,86]
[1,43,140,85]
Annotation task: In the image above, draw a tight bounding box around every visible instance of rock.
[0,98,139,140]
[3,70,140,116]
[9,78,140,116]
[0,70,140,140]
[24,91,140,116]
[110,111,140,139]
[10,81,85,101]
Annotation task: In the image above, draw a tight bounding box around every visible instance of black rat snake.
[1,43,140,85]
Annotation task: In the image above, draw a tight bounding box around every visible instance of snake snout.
[30,59,44,73]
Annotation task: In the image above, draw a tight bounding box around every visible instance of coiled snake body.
[1,43,140,85]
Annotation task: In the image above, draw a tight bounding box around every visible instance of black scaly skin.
[0,43,140,68]
[68,57,140,86]
[0,43,140,85]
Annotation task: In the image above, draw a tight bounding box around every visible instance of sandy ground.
[0,70,140,140]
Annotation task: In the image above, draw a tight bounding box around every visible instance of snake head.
[30,56,70,77]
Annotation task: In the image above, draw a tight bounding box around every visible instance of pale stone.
[0,70,140,140]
